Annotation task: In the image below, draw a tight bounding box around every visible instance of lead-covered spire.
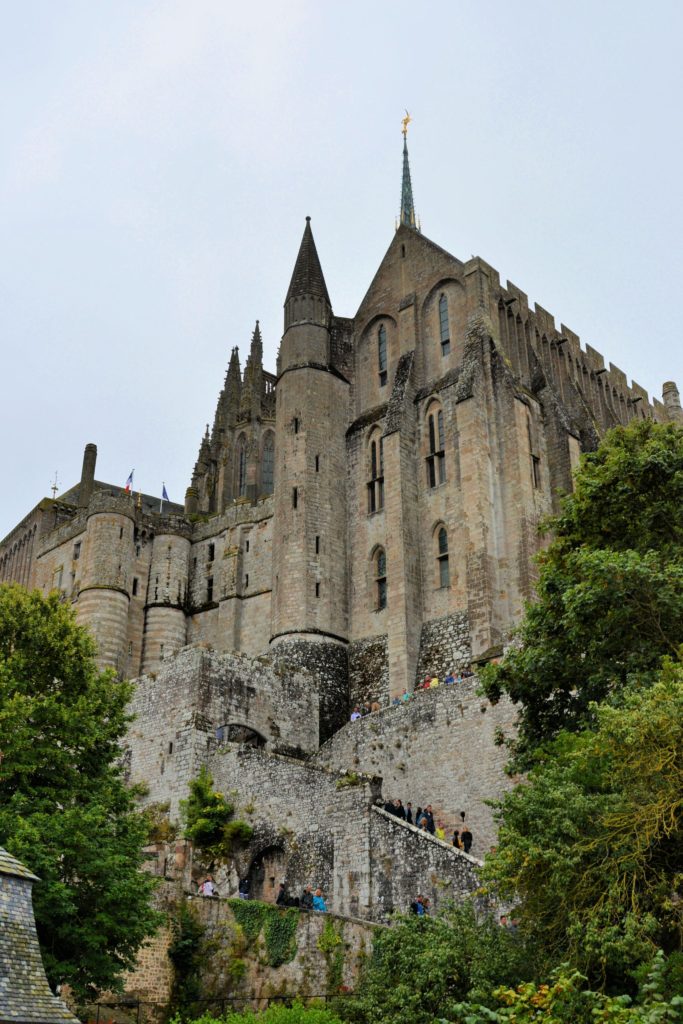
[399,112,418,230]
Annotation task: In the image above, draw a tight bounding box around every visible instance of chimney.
[79,443,97,507]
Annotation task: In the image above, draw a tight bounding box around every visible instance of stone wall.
[123,885,380,1012]
[272,637,349,742]
[126,647,321,816]
[205,745,380,920]
[369,806,481,919]
[313,680,517,853]
[348,634,389,707]
[414,612,471,684]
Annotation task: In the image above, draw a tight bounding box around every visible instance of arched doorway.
[248,845,286,903]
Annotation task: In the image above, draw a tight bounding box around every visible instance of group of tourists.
[409,894,432,916]
[349,667,476,720]
[276,882,328,912]
[382,799,474,852]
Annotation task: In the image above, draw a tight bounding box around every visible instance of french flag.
[125,470,134,493]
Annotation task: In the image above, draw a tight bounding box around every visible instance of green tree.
[338,901,536,1024]
[481,661,683,989]
[481,420,683,763]
[0,584,161,1003]
[182,765,252,864]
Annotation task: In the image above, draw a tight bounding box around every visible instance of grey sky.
[1,0,681,539]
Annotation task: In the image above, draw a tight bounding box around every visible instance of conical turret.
[284,218,331,333]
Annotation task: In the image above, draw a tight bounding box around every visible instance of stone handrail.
[371,804,483,867]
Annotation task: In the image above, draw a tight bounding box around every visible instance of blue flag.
[162,483,169,502]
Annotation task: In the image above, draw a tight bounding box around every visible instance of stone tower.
[75,490,136,674]
[270,218,350,738]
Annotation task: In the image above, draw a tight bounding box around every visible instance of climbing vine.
[317,917,345,993]
[168,903,206,1013]
[228,899,300,968]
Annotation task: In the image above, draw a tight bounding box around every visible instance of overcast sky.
[1,0,681,539]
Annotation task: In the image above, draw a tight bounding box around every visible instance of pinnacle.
[285,218,331,306]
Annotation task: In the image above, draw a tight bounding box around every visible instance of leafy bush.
[181,766,253,863]
[338,901,536,1024]
[170,1001,343,1023]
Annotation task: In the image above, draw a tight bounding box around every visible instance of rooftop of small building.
[0,846,39,882]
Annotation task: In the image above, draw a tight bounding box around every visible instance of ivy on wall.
[228,899,300,968]
[317,918,345,994]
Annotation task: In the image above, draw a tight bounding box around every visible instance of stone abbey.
[2,136,681,933]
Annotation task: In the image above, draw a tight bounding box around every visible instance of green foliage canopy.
[481,420,683,762]
[339,902,535,1024]
[481,662,683,988]
[0,584,161,1003]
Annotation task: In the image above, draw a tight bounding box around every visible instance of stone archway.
[216,722,266,748]
[247,845,286,903]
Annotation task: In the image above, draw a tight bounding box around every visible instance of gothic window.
[237,437,248,497]
[426,407,446,487]
[367,433,385,513]
[439,294,450,356]
[378,325,388,387]
[436,526,450,588]
[374,547,387,610]
[261,433,275,494]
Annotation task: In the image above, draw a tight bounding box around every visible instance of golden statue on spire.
[401,110,412,137]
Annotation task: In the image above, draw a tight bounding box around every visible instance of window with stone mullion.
[367,437,385,513]
[426,410,446,488]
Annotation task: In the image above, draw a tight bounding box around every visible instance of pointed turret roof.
[400,134,418,229]
[285,217,331,305]
[250,320,263,361]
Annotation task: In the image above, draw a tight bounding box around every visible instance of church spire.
[399,111,418,230]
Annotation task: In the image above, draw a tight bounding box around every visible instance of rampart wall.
[313,680,517,853]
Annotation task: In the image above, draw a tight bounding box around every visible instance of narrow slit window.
[437,527,450,587]
[378,325,388,387]
[208,543,215,562]
[315,581,320,598]
[375,548,387,610]
[237,439,248,497]
[315,535,320,554]
[439,294,450,355]
[292,487,298,509]
[207,577,214,602]
[132,577,139,596]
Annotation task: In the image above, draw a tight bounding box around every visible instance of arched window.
[237,437,248,498]
[374,547,387,610]
[367,433,385,513]
[438,295,450,356]
[426,407,446,488]
[261,433,275,495]
[378,325,388,387]
[436,526,450,588]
